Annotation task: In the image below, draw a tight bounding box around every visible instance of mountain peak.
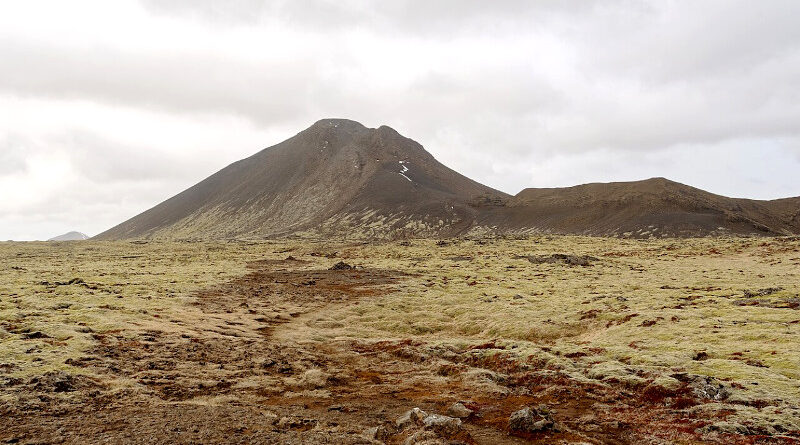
[307,119,403,139]
[309,118,367,131]
[94,120,800,240]
[96,119,504,240]
[376,124,400,134]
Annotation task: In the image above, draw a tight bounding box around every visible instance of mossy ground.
[1,236,799,440]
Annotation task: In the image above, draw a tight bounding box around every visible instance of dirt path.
[0,257,792,444]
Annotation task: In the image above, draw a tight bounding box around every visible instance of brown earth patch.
[1,257,798,444]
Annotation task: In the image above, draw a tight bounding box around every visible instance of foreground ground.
[0,236,799,444]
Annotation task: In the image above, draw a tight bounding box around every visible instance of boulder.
[687,375,731,401]
[403,430,445,444]
[329,261,354,270]
[446,402,473,419]
[508,405,558,433]
[363,424,395,441]
[392,408,467,444]
[397,407,428,429]
[422,413,462,436]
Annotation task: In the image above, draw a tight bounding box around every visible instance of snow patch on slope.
[398,160,412,181]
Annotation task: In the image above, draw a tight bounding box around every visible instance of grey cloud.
[6,1,799,159]
[56,131,208,182]
[0,131,214,184]
[140,0,603,32]
[141,0,273,25]
[4,1,799,158]
[2,0,800,239]
[0,128,245,231]
[306,67,565,153]
[594,1,800,83]
[0,179,183,239]
[0,38,314,125]
[0,135,29,175]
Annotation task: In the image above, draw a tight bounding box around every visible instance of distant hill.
[48,231,89,241]
[94,119,800,240]
[475,178,800,237]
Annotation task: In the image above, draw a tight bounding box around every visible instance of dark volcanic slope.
[96,120,800,240]
[95,119,507,240]
[476,178,800,237]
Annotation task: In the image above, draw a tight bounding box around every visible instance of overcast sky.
[2,0,800,240]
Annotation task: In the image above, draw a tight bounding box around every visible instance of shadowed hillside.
[95,119,506,240]
[475,178,800,237]
[96,120,800,240]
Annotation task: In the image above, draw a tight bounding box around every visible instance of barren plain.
[1,236,799,444]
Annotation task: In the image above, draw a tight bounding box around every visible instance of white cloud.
[0,0,799,239]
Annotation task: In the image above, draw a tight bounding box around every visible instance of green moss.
[2,235,799,425]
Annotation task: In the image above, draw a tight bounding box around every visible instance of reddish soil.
[1,260,798,444]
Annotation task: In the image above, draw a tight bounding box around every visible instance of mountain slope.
[95,120,800,240]
[474,178,800,237]
[95,119,507,240]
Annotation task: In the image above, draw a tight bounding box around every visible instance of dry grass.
[1,235,799,433]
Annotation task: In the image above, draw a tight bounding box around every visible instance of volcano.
[96,119,800,240]
[95,119,507,240]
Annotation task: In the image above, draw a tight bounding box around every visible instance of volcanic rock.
[94,119,800,240]
[96,119,504,240]
[508,405,559,434]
